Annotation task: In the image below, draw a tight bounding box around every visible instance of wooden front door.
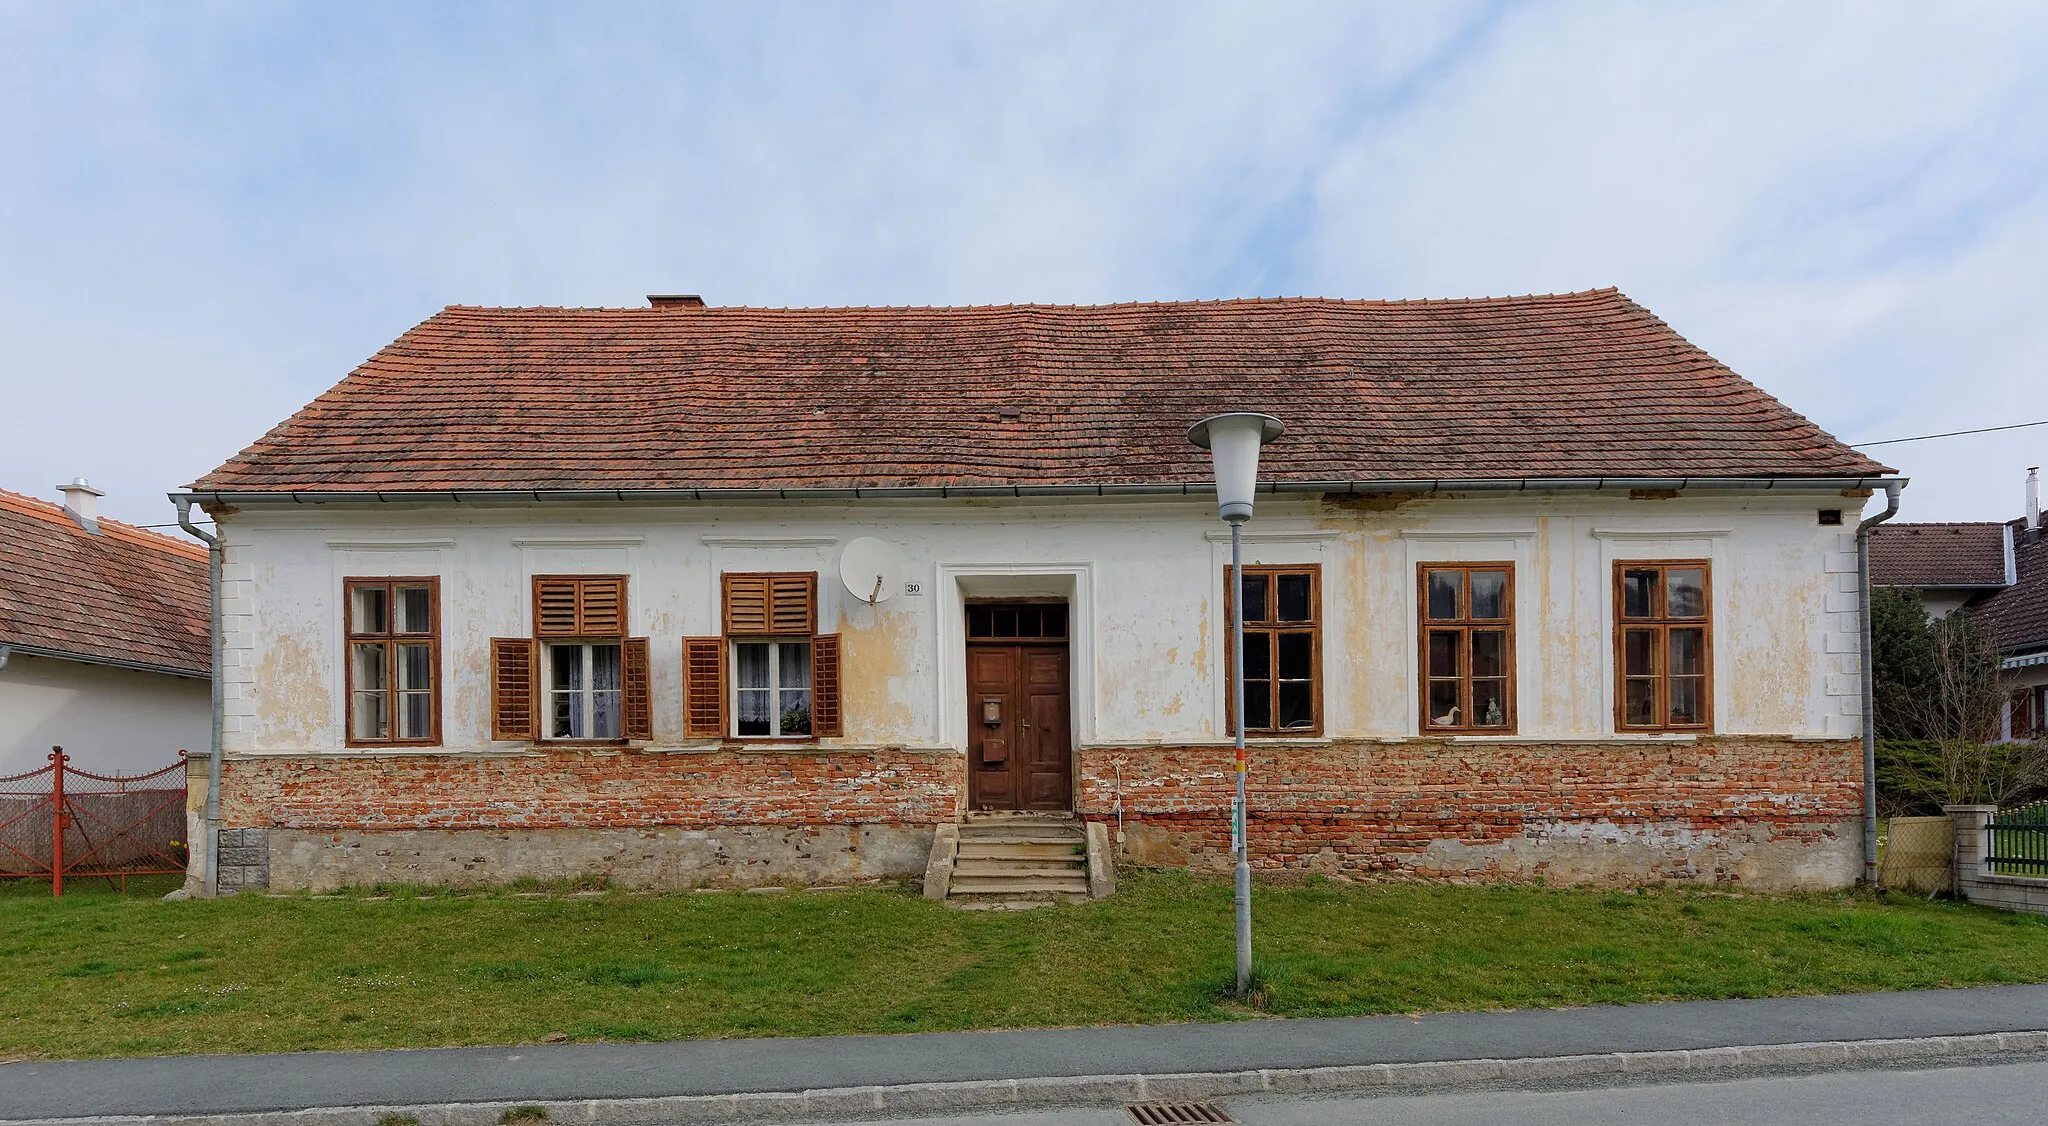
[965,604,1072,811]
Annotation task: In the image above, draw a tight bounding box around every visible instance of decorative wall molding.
[700,535,841,548]
[510,536,646,549]
[1590,527,1733,540]
[1200,529,1343,543]
[1398,527,1539,541]
[325,539,456,551]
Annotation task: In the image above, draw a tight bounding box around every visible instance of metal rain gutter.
[173,495,224,899]
[1857,479,1906,886]
[172,475,1903,507]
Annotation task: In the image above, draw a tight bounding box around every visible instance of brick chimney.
[58,477,104,534]
[648,294,706,309]
[2028,466,2040,533]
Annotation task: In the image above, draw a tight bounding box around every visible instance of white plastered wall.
[215,489,1865,756]
[0,653,208,776]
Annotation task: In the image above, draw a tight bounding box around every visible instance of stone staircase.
[931,813,1095,904]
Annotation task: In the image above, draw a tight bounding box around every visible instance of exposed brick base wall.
[220,748,962,831]
[1077,738,1863,890]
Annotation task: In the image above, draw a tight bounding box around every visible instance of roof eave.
[0,641,208,680]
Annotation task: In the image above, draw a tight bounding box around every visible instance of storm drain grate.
[1125,1101,1235,1124]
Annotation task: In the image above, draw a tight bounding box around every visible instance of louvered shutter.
[489,637,538,740]
[579,577,627,636]
[771,574,817,635]
[683,637,727,738]
[622,637,652,740]
[722,575,772,635]
[534,578,581,637]
[811,633,842,738]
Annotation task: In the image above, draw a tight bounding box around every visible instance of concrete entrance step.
[955,841,1086,860]
[951,860,1090,880]
[948,876,1092,895]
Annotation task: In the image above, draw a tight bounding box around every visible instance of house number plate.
[904,581,924,596]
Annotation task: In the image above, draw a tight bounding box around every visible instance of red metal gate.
[0,747,189,895]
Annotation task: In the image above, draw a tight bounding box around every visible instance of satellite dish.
[839,537,908,606]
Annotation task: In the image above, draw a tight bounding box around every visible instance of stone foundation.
[265,824,935,893]
[1080,736,1863,891]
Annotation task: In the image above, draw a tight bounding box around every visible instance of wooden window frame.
[1223,564,1324,738]
[530,575,640,745]
[730,638,816,739]
[1416,562,1518,735]
[1611,559,1714,734]
[343,577,442,748]
[714,572,841,742]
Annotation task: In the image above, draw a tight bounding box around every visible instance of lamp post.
[1187,412,1284,997]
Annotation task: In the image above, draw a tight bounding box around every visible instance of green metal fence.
[1988,801,2048,876]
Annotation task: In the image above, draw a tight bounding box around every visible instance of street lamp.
[1187,411,1284,997]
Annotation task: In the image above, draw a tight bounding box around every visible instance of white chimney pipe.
[57,477,104,533]
[2028,466,2041,532]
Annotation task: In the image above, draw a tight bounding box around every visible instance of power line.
[1850,418,2048,448]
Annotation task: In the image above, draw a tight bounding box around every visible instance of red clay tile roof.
[192,289,1890,493]
[1870,522,2013,588]
[0,489,210,676]
[1975,524,2048,654]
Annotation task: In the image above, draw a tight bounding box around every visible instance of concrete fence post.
[1945,804,1998,896]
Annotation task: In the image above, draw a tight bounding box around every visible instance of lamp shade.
[1187,413,1284,522]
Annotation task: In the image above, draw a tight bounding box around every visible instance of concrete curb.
[16,1030,2048,1126]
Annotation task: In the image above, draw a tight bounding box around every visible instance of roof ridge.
[0,486,210,562]
[435,288,1630,315]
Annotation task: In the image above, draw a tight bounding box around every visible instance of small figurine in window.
[1483,698,1504,727]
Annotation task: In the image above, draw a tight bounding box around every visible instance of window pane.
[399,586,432,633]
[551,644,583,690]
[1471,680,1508,727]
[1622,629,1656,677]
[993,608,1016,637]
[399,643,432,690]
[1427,630,1460,678]
[1471,630,1506,678]
[735,642,770,690]
[1242,631,1271,680]
[779,689,813,736]
[351,585,388,635]
[1624,678,1657,726]
[1426,571,1460,620]
[1043,605,1068,638]
[351,691,388,740]
[779,641,812,689]
[1469,571,1507,620]
[1018,607,1041,637]
[1668,628,1705,677]
[1243,680,1272,730]
[551,690,582,739]
[1276,574,1311,621]
[737,689,772,736]
[1668,569,1707,618]
[1669,678,1704,724]
[591,644,621,691]
[1427,680,1461,727]
[1240,573,1269,622]
[352,642,388,691]
[400,692,432,740]
[1277,632,1313,680]
[592,689,621,739]
[968,606,992,637]
[1622,570,1658,619]
[1278,681,1314,730]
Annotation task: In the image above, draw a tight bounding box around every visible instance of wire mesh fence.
[0,747,189,895]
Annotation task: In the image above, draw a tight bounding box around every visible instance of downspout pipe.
[174,495,223,898]
[1858,479,1904,885]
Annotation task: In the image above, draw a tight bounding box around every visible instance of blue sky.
[3,1,2046,528]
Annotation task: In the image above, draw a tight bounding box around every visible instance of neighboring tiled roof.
[1976,523,2048,654]
[1869,522,2013,588]
[0,489,210,676]
[192,290,1888,493]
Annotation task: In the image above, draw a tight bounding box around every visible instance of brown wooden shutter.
[489,637,538,740]
[683,637,727,738]
[622,637,652,740]
[534,578,582,638]
[771,574,818,635]
[579,577,627,636]
[811,633,842,738]
[722,575,772,634]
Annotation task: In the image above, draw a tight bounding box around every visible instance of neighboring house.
[1871,469,2048,741]
[179,289,1895,894]
[0,481,211,776]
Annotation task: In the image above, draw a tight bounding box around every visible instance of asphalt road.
[5,984,2048,1119]
[783,1057,2048,1125]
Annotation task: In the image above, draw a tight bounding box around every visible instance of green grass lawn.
[5,870,2048,1060]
